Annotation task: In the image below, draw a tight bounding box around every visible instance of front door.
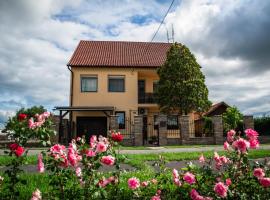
[77,117,107,142]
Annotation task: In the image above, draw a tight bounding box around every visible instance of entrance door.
[77,117,107,142]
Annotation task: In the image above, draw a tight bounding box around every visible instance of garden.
[0,108,269,200]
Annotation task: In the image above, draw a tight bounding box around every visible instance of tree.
[156,42,211,115]
[222,106,243,131]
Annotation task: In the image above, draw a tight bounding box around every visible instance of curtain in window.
[82,77,97,92]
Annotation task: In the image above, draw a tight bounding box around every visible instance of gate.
[143,115,159,146]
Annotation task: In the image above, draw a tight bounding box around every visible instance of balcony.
[138,93,157,104]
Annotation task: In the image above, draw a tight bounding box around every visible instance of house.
[56,40,211,145]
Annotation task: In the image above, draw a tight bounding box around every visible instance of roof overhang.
[54,106,115,111]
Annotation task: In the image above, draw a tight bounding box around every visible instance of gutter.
[67,65,73,107]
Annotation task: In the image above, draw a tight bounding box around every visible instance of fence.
[167,115,181,138]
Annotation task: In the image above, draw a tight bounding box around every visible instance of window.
[167,115,179,130]
[81,76,97,92]
[108,75,125,92]
[153,80,159,93]
[115,111,125,129]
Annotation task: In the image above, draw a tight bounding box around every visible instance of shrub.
[254,116,270,136]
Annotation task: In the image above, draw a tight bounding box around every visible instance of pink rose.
[172,169,179,179]
[68,144,81,167]
[75,167,82,177]
[38,154,45,173]
[227,130,236,142]
[249,139,259,149]
[253,168,265,178]
[141,181,149,187]
[31,189,41,200]
[101,155,115,166]
[259,177,270,187]
[43,111,50,118]
[90,135,97,148]
[50,144,66,155]
[86,149,96,157]
[151,195,161,200]
[245,129,259,140]
[224,141,230,151]
[190,189,204,200]
[128,177,140,190]
[232,138,250,153]
[220,156,229,164]
[151,179,158,184]
[183,172,196,184]
[28,118,36,129]
[226,178,232,186]
[96,142,107,153]
[173,178,182,186]
[214,182,228,198]
[199,154,205,163]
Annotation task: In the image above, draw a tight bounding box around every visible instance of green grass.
[0,155,38,166]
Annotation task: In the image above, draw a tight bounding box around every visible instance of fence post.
[243,115,254,129]
[109,115,119,131]
[158,114,167,146]
[212,115,224,144]
[134,115,143,146]
[180,115,190,144]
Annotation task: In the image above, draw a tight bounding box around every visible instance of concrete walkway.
[1,144,270,156]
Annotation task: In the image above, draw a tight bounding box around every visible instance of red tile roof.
[67,40,172,68]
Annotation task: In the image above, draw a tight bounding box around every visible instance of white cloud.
[0,0,270,122]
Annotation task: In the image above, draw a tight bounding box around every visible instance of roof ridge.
[80,40,172,45]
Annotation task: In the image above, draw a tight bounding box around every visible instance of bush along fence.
[0,108,270,199]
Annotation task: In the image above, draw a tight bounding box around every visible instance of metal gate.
[143,115,159,146]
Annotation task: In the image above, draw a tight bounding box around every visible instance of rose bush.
[1,121,270,199]
[0,106,55,200]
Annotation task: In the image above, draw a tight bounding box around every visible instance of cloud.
[0,0,270,121]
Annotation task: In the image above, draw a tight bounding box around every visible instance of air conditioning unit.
[138,108,148,115]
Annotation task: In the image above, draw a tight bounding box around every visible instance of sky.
[0,0,270,125]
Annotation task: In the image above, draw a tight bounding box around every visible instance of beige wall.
[72,67,139,112]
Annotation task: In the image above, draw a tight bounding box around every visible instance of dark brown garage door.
[77,117,107,142]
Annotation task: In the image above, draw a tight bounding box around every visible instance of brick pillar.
[180,115,190,145]
[243,115,254,129]
[212,115,224,144]
[134,115,143,146]
[109,115,119,131]
[158,114,167,146]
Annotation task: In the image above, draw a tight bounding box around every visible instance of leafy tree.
[222,106,243,131]
[156,42,211,114]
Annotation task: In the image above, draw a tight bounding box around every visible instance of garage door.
[77,117,107,142]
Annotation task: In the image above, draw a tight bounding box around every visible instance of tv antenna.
[166,24,175,43]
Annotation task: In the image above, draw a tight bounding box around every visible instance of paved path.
[1,144,270,156]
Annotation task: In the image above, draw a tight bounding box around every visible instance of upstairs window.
[108,75,125,92]
[81,76,98,92]
[116,111,125,129]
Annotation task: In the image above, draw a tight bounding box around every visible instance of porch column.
[158,114,167,146]
[212,115,224,144]
[243,115,254,129]
[180,115,190,145]
[134,115,143,146]
[109,115,119,131]
[58,110,63,143]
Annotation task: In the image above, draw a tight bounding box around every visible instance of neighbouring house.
[194,102,230,137]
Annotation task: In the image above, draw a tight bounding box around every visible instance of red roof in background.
[67,40,172,67]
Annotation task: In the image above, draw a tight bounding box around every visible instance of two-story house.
[56,40,184,145]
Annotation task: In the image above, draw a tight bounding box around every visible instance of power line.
[136,0,176,66]
[149,0,176,43]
